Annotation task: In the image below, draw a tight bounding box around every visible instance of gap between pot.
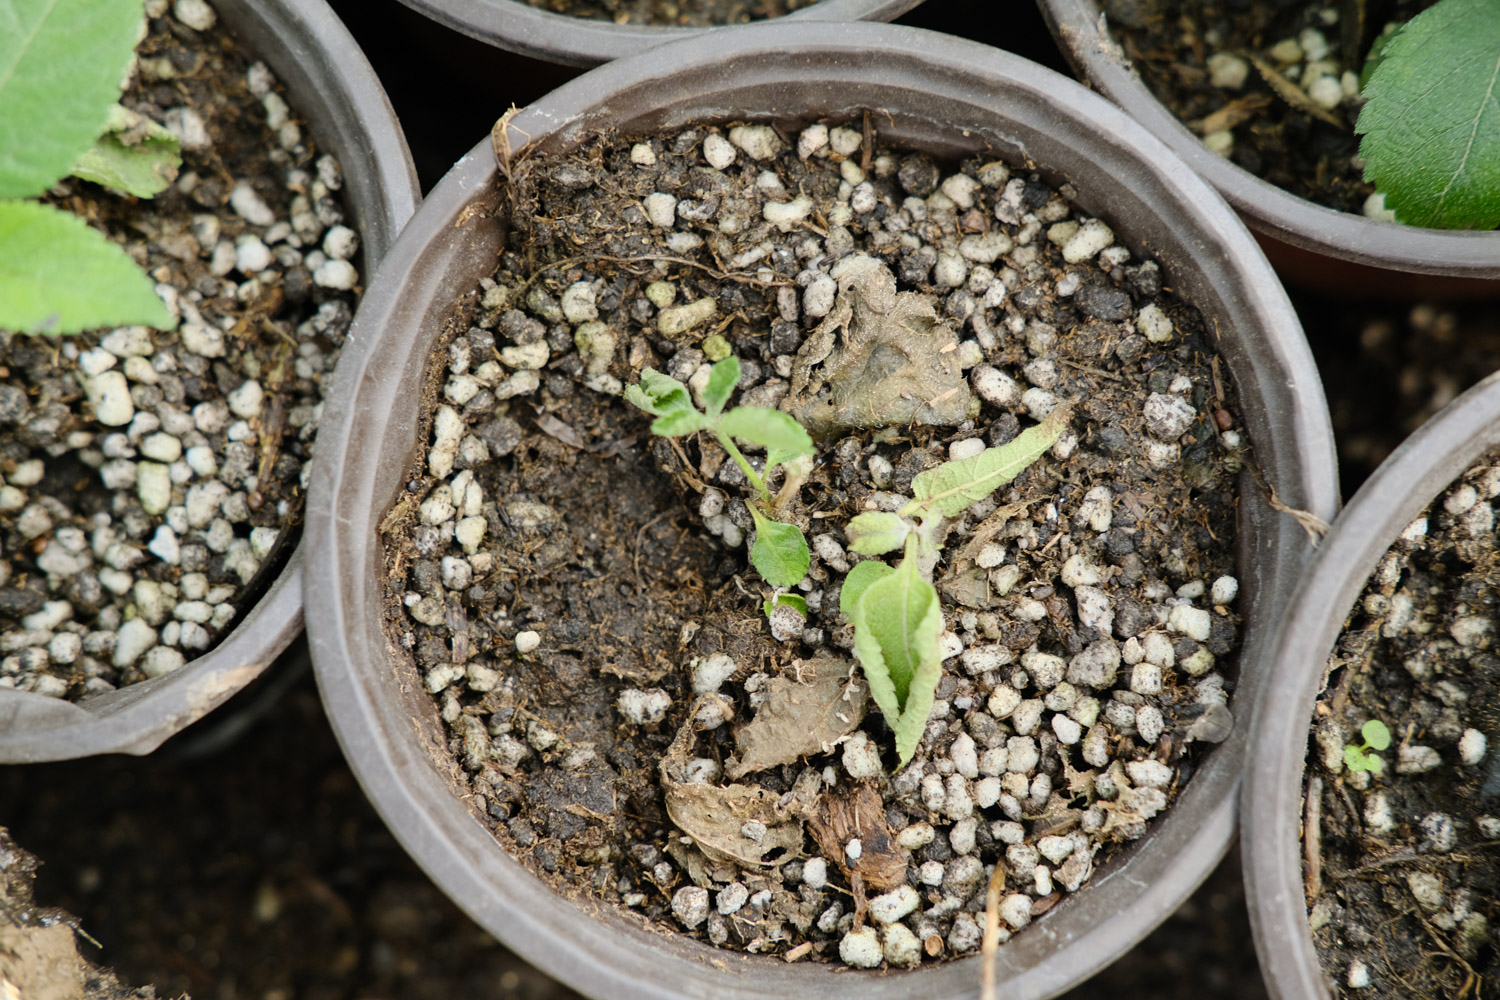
[305,20,1337,999]
[0,0,420,765]
[1036,0,1500,296]
[1242,370,1500,1000]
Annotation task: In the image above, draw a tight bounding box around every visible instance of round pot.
[1242,372,1500,1000]
[0,0,420,765]
[392,0,925,67]
[1036,0,1500,296]
[305,21,1338,999]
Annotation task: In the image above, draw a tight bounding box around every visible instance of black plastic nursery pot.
[1242,373,1500,1000]
[305,21,1337,999]
[0,0,420,764]
[392,0,924,67]
[1036,0,1500,298]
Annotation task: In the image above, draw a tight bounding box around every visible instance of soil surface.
[0,0,360,699]
[1304,454,1500,999]
[382,121,1247,969]
[1104,0,1432,215]
[514,0,817,27]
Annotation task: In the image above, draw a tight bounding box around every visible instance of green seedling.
[842,404,1069,765]
[1344,718,1392,773]
[625,356,814,589]
[1,0,181,334]
[1355,0,1500,229]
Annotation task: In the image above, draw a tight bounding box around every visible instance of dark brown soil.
[513,0,817,27]
[1304,454,1500,999]
[1104,0,1432,215]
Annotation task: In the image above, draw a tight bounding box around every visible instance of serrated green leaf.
[0,0,146,198]
[846,511,911,555]
[72,105,181,198]
[902,405,1068,519]
[719,406,815,459]
[748,506,810,588]
[1360,23,1402,90]
[1356,0,1500,229]
[1362,718,1391,751]
[839,559,893,617]
[761,592,807,618]
[702,356,740,419]
[0,199,172,333]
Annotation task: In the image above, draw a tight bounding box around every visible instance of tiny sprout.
[1344,719,1392,774]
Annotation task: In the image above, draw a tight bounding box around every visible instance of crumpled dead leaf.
[727,657,868,779]
[660,696,815,868]
[783,258,970,433]
[808,782,909,893]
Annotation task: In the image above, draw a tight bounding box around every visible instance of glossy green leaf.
[1356,0,1500,229]
[702,356,740,419]
[72,105,181,198]
[839,560,893,617]
[903,405,1067,519]
[846,511,911,555]
[0,199,172,333]
[762,592,808,618]
[719,406,815,459]
[1361,718,1391,751]
[749,506,810,588]
[0,0,145,198]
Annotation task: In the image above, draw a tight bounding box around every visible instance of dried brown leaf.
[727,657,868,779]
[807,783,909,892]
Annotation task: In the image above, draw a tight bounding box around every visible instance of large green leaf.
[748,506,810,588]
[719,406,815,459]
[1356,0,1500,229]
[0,0,145,198]
[903,405,1067,519]
[72,104,181,197]
[0,199,171,333]
[845,511,911,555]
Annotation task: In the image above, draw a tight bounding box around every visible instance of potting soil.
[514,0,817,27]
[382,121,1249,967]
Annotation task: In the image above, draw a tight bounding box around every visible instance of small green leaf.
[1356,0,1500,229]
[846,511,912,555]
[762,592,808,618]
[648,408,710,436]
[0,0,146,198]
[840,560,894,617]
[719,406,816,460]
[902,405,1068,519]
[748,506,810,588]
[71,105,182,198]
[1362,719,1391,751]
[1344,745,1369,772]
[0,199,173,333]
[702,356,740,419]
[625,368,693,416]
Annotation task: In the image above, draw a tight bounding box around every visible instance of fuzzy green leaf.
[625,368,708,435]
[648,408,710,436]
[846,511,912,555]
[0,0,146,198]
[762,592,808,618]
[850,546,943,766]
[702,356,740,419]
[902,405,1068,519]
[1361,718,1391,751]
[72,105,181,198]
[0,199,172,333]
[1356,0,1500,229]
[839,560,893,617]
[719,407,815,459]
[748,506,810,588]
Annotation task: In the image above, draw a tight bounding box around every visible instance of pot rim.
[0,0,420,764]
[1241,371,1500,1000]
[393,0,926,67]
[1037,0,1500,278]
[306,20,1338,999]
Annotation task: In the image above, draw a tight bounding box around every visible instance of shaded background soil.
[4,0,1498,997]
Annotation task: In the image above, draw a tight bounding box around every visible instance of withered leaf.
[727,657,868,779]
[660,696,807,868]
[808,783,909,892]
[784,259,970,433]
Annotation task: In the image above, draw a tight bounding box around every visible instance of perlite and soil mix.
[1303,458,1499,999]
[0,0,361,698]
[381,119,1247,968]
[513,0,818,28]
